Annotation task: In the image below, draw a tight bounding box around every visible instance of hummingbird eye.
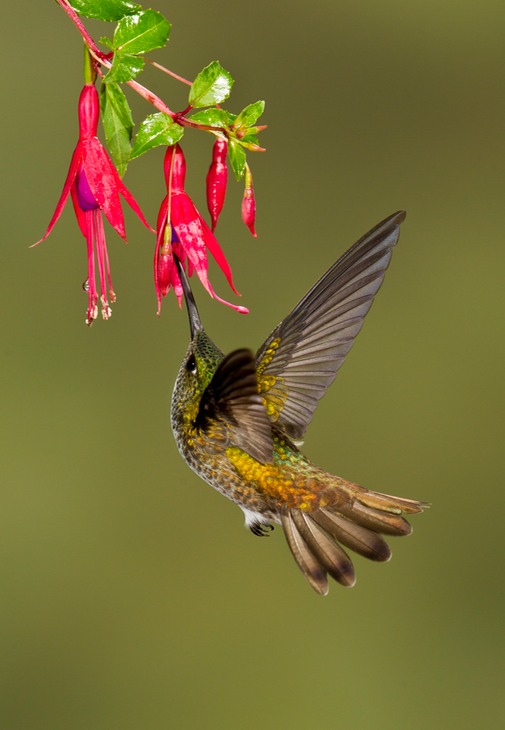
[186,353,197,374]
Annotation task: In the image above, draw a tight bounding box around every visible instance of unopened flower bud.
[241,164,257,238]
[206,137,228,231]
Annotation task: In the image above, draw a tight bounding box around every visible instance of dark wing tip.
[354,209,406,250]
[390,210,407,225]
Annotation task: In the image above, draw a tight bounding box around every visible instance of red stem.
[55,0,105,59]
[145,59,192,86]
[126,78,177,119]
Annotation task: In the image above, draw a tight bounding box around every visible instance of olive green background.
[2,1,504,728]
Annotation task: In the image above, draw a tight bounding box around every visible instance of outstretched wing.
[256,211,406,440]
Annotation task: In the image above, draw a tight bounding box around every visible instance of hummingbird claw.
[249,522,274,537]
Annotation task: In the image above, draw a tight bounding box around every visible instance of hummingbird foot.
[249,522,274,537]
[242,507,275,537]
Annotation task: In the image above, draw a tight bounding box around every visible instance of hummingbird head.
[171,259,224,426]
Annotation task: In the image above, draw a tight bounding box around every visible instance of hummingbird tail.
[281,488,427,595]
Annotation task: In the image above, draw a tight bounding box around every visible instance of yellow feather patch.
[226,445,320,510]
[256,337,281,375]
[257,339,288,421]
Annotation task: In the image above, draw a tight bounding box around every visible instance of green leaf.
[99,82,134,177]
[228,139,247,180]
[189,108,236,128]
[130,114,184,159]
[233,100,265,130]
[99,36,115,50]
[113,10,171,55]
[189,61,234,108]
[70,0,141,21]
[104,52,145,83]
[240,133,260,147]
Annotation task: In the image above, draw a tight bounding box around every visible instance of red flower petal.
[170,193,210,283]
[70,182,88,237]
[32,144,83,247]
[171,193,246,313]
[82,139,126,239]
[199,213,240,295]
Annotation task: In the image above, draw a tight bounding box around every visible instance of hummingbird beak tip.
[174,255,202,339]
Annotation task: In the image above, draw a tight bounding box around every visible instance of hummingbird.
[171,210,426,595]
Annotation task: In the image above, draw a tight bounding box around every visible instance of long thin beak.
[174,255,202,339]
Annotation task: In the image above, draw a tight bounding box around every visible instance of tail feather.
[315,508,391,562]
[281,487,428,594]
[356,489,426,515]
[336,486,428,536]
[345,501,413,536]
[291,510,356,587]
[280,511,328,595]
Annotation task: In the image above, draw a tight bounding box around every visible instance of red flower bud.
[241,164,257,238]
[206,137,228,231]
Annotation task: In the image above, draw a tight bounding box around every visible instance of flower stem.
[55,0,105,60]
[125,78,177,119]
[144,59,192,86]
[82,45,95,85]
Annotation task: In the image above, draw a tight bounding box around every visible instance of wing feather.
[197,349,273,463]
[256,211,405,439]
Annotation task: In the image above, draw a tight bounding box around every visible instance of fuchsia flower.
[34,83,152,325]
[154,143,248,315]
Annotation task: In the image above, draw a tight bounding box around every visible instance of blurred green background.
[2,1,504,728]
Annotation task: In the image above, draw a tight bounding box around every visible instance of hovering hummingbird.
[171,210,426,594]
